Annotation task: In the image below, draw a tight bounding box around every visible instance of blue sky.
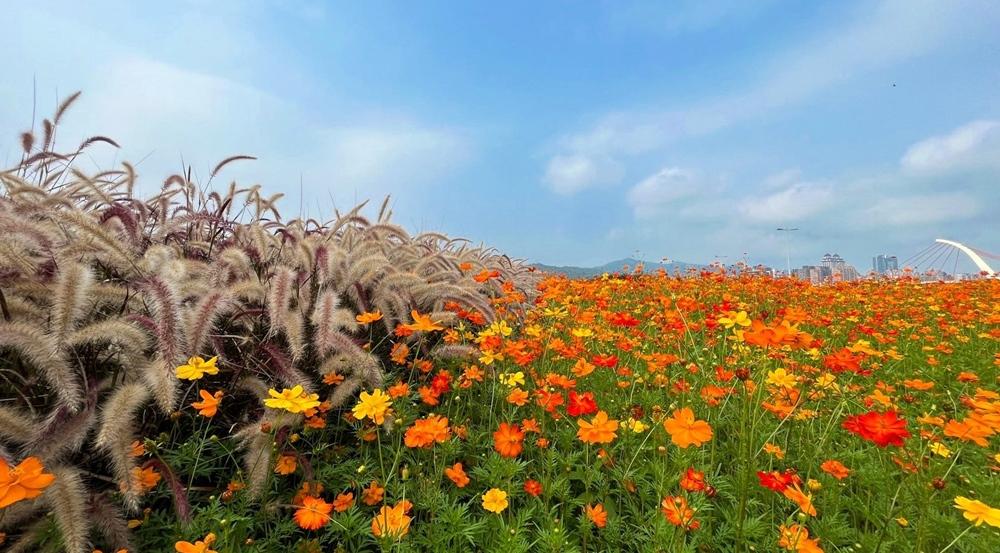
[2,0,998,270]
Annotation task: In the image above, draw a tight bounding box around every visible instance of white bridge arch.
[901,239,998,280]
[934,239,995,274]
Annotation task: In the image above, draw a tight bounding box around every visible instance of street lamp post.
[776,227,799,277]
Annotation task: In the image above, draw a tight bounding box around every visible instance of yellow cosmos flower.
[264,385,321,414]
[929,442,952,458]
[571,327,594,338]
[489,320,513,337]
[766,368,797,389]
[524,324,543,337]
[352,389,393,424]
[625,418,648,433]
[481,488,508,513]
[954,496,1000,527]
[175,356,219,380]
[718,310,751,329]
[478,349,504,365]
[498,371,526,387]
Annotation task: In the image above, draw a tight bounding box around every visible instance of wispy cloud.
[626,167,714,218]
[900,119,1000,173]
[543,0,996,193]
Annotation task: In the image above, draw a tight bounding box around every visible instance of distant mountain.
[531,257,703,278]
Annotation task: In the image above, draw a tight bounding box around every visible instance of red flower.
[567,391,598,417]
[523,479,543,496]
[842,410,910,447]
[679,467,706,492]
[757,469,801,493]
[592,355,618,368]
[431,370,452,395]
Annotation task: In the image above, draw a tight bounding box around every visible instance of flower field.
[1,102,999,552]
[141,273,1000,552]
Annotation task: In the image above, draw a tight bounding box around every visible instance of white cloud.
[738,181,833,223]
[314,124,469,188]
[859,193,981,226]
[543,154,623,195]
[626,167,706,217]
[900,119,1000,172]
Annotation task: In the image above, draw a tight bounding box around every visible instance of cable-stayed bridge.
[901,239,998,280]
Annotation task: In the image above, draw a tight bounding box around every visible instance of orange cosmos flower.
[586,503,608,528]
[445,463,470,488]
[820,460,851,480]
[130,466,162,493]
[190,389,223,418]
[572,358,595,377]
[292,481,324,506]
[388,381,410,398]
[175,533,217,553]
[274,454,297,475]
[402,310,444,332]
[356,310,383,325]
[390,342,410,365]
[0,456,56,509]
[507,387,529,406]
[782,483,817,516]
[363,480,385,505]
[662,407,713,448]
[323,371,345,385]
[577,410,619,444]
[294,496,333,530]
[764,443,786,459]
[332,491,355,512]
[661,495,699,530]
[521,418,541,433]
[404,415,451,448]
[372,501,412,539]
[778,524,823,553]
[493,422,525,457]
[902,379,934,391]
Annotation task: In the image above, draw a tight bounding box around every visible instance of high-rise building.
[820,253,860,282]
[872,254,899,275]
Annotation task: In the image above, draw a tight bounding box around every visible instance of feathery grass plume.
[45,466,92,553]
[0,406,37,443]
[430,343,479,361]
[185,289,235,355]
[68,318,151,360]
[27,402,97,463]
[267,265,297,334]
[50,261,94,340]
[140,354,178,415]
[214,246,255,285]
[87,493,133,551]
[53,210,140,273]
[0,321,83,412]
[3,520,48,553]
[282,307,307,360]
[96,381,150,511]
[329,375,363,410]
[141,276,186,368]
[260,342,314,392]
